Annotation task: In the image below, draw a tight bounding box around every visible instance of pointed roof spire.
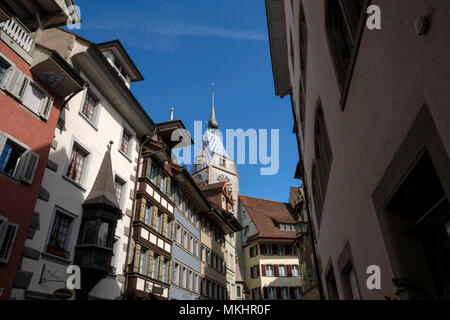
[83,142,120,209]
[207,82,219,130]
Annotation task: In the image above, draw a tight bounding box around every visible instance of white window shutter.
[11,72,27,100]
[0,131,7,155]
[19,150,40,185]
[39,95,54,120]
[1,67,20,93]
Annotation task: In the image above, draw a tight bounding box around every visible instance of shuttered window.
[0,132,39,184]
[0,60,8,84]
[0,216,18,263]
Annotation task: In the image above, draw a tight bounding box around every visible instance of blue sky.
[72,0,300,203]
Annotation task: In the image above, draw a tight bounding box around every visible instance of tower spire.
[207,82,219,130]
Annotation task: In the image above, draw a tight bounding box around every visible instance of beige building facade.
[266,0,450,299]
[238,195,303,300]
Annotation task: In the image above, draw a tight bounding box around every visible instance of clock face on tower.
[217,174,232,191]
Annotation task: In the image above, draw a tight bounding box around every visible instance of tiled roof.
[239,194,297,240]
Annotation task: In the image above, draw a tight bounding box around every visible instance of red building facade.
[0,1,83,299]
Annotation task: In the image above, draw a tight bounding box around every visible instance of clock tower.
[190,83,240,215]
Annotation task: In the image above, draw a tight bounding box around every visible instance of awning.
[30,44,84,98]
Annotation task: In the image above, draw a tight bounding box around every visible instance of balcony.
[0,17,34,53]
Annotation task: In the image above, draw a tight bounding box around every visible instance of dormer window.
[102,50,131,88]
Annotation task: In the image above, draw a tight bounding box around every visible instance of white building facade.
[10,28,155,300]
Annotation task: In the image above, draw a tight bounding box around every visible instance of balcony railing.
[0,17,34,53]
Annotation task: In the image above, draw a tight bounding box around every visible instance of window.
[193,273,198,293]
[183,230,188,249]
[175,223,181,243]
[281,287,290,300]
[0,216,18,263]
[250,265,259,279]
[179,265,184,287]
[162,258,169,283]
[46,210,74,259]
[0,59,9,84]
[144,205,153,227]
[278,245,285,256]
[315,104,333,195]
[292,265,300,277]
[312,164,324,223]
[22,83,44,114]
[81,92,97,122]
[267,287,277,300]
[138,248,148,275]
[261,244,272,256]
[152,254,161,279]
[0,137,25,177]
[265,264,274,276]
[194,239,198,257]
[343,267,360,300]
[299,3,308,88]
[165,219,172,239]
[220,157,226,167]
[155,212,163,234]
[279,265,287,277]
[187,270,192,290]
[173,263,180,285]
[66,144,87,184]
[326,0,366,89]
[252,288,260,300]
[120,129,132,156]
[114,176,125,205]
[1,66,54,120]
[236,285,242,298]
[249,245,258,258]
[169,181,176,201]
[150,164,158,185]
[201,245,206,262]
[294,287,302,299]
[206,249,211,265]
[326,267,340,300]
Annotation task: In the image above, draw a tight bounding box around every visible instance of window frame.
[79,87,101,129]
[325,0,368,108]
[64,140,91,189]
[44,206,77,262]
[0,132,35,182]
[113,173,127,209]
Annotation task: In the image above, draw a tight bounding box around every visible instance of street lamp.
[295,221,309,237]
